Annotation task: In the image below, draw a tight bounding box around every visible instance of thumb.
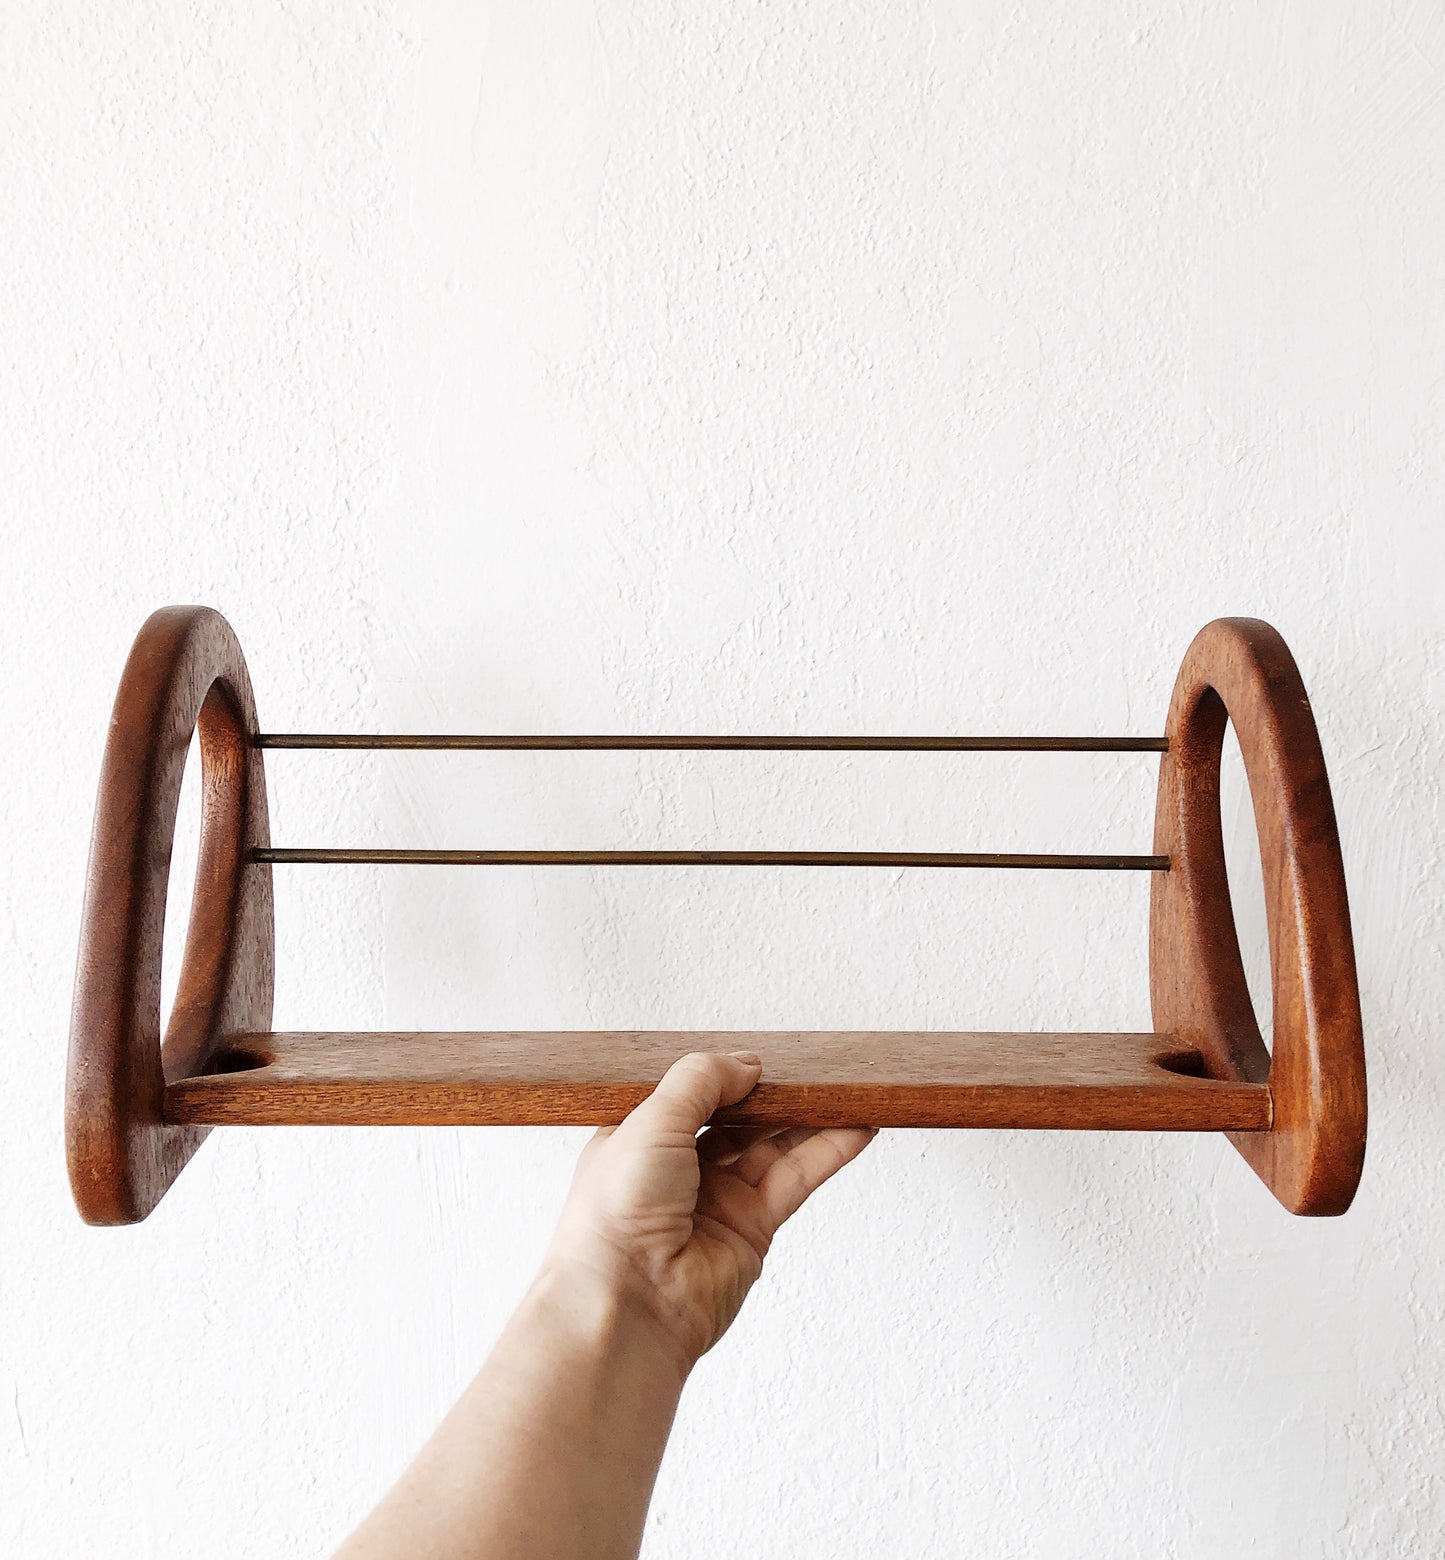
[619,1050,763,1141]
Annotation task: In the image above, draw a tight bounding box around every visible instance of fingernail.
[729,1050,762,1066]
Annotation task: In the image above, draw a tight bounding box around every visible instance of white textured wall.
[4,3,1443,1554]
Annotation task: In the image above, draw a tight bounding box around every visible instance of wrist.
[524,1255,696,1392]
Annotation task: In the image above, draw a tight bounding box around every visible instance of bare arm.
[333,1051,875,1560]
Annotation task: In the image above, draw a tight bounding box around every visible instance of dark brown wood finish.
[166,1031,1270,1132]
[1150,618,1366,1215]
[66,607,1366,1223]
[67,608,274,1225]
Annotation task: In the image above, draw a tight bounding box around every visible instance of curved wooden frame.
[1150,617,1366,1215]
[66,607,274,1225]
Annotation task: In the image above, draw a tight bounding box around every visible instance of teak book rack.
[67,608,1367,1225]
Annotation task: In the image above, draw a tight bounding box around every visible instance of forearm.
[335,1262,690,1560]
[333,1055,874,1557]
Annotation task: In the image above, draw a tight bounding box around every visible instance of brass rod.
[254,848,1170,870]
[255,734,1168,753]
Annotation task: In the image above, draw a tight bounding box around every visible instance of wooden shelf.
[67,609,1366,1222]
[164,1030,1272,1132]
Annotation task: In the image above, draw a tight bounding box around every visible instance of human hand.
[542,1052,875,1373]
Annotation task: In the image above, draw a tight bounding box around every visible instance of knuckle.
[667,1052,721,1088]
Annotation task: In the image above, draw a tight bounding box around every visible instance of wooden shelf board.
[164,1030,1271,1132]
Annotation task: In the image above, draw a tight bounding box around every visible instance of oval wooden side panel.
[1150,618,1366,1215]
[66,607,274,1224]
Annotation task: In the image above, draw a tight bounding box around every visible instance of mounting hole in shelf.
[1153,1048,1209,1078]
[1219,718,1273,1054]
[202,1046,273,1075]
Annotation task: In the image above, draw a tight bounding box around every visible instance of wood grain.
[1150,618,1366,1215]
[67,607,274,1225]
[68,607,1366,1223]
[164,1030,1271,1132]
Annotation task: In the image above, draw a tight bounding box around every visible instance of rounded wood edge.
[66,607,274,1224]
[1150,618,1366,1215]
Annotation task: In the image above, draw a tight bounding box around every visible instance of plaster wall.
[3,3,1443,1555]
